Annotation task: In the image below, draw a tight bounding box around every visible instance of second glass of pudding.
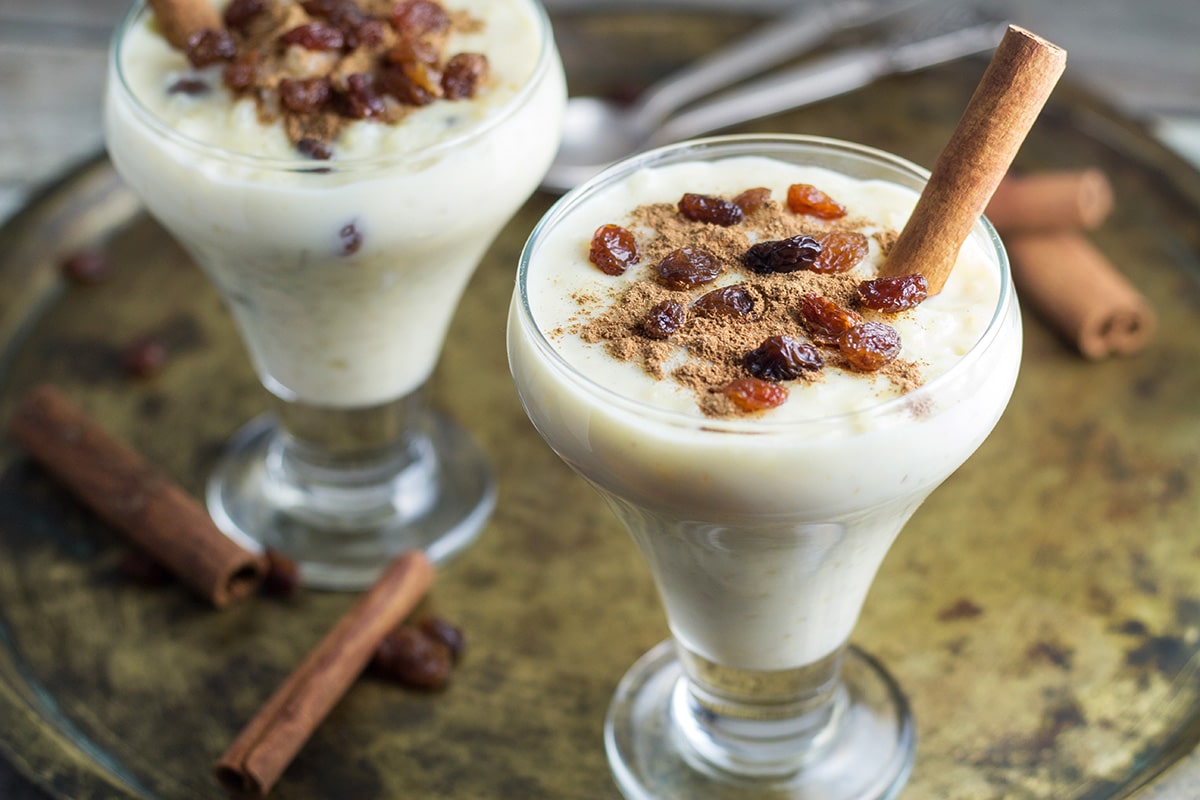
[105,0,566,588]
[509,135,1022,798]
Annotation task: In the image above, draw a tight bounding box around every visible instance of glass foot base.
[605,640,915,800]
[206,412,495,590]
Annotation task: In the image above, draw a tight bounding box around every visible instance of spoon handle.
[628,0,909,133]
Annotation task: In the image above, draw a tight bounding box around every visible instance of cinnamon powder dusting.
[569,192,923,417]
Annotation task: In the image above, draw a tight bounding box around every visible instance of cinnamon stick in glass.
[986,169,1114,232]
[9,384,266,607]
[880,26,1067,293]
[215,551,435,796]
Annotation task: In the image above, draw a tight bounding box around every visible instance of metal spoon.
[542,0,915,193]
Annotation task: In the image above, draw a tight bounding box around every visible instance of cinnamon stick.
[880,26,1067,293]
[147,0,222,50]
[9,384,265,607]
[986,169,1114,232]
[1007,232,1156,358]
[216,551,434,796]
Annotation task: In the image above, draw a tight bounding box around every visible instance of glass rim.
[108,0,557,173]
[515,133,1016,434]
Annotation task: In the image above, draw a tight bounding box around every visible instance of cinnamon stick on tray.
[216,551,435,797]
[881,26,1067,292]
[986,169,1115,233]
[9,384,265,607]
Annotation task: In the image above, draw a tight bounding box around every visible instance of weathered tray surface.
[1,9,1199,800]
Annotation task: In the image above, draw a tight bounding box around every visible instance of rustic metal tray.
[2,9,1199,800]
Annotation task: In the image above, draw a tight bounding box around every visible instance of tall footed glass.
[508,135,1022,797]
[104,0,566,588]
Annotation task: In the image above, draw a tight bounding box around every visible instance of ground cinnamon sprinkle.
[571,191,924,417]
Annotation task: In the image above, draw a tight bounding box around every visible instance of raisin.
[262,549,300,597]
[378,63,435,106]
[442,53,489,99]
[122,336,168,378]
[812,230,869,274]
[279,77,332,113]
[372,626,453,690]
[60,249,111,284]
[732,187,771,215]
[798,293,861,341]
[743,336,823,381]
[342,73,387,118]
[743,235,821,274]
[678,193,744,226]
[223,54,259,91]
[857,274,929,312]
[838,322,901,371]
[340,222,363,255]
[692,285,753,319]
[722,377,788,412]
[419,616,466,664]
[185,29,237,68]
[787,183,846,219]
[391,0,450,39]
[223,0,266,31]
[386,36,440,67]
[353,18,388,47]
[642,299,687,340]
[401,60,445,102]
[281,22,346,51]
[297,137,333,160]
[167,77,210,96]
[654,247,722,290]
[588,224,638,276]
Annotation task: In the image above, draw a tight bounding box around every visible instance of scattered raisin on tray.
[787,183,846,219]
[722,377,788,412]
[743,336,823,381]
[642,299,687,340]
[743,235,821,274]
[122,336,169,379]
[262,549,301,597]
[281,22,346,51]
[654,247,722,290]
[419,616,466,664]
[798,293,861,342]
[691,285,754,319]
[839,322,901,371]
[373,626,453,690]
[60,249,112,284]
[589,224,639,276]
[185,29,237,68]
[678,193,744,227]
[732,187,771,215]
[812,230,869,274]
[857,274,929,312]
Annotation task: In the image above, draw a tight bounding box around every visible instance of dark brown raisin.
[812,230,869,274]
[353,18,388,47]
[262,549,300,597]
[118,551,173,587]
[642,299,687,340]
[372,626,453,690]
[655,247,722,290]
[678,193,744,226]
[691,285,753,319]
[297,137,333,160]
[857,274,929,312]
[441,53,489,99]
[223,54,259,91]
[787,183,847,219]
[722,377,788,412]
[60,249,111,284]
[797,293,861,342]
[391,0,450,39]
[378,63,435,106]
[588,224,638,276]
[418,616,466,664]
[281,22,346,51]
[743,235,821,274]
[342,73,387,118]
[340,222,363,255]
[303,0,377,46]
[168,77,210,96]
[839,322,901,371]
[401,60,444,102]
[732,187,771,215]
[279,77,332,113]
[743,336,823,381]
[223,0,266,31]
[122,336,168,378]
[185,29,237,68]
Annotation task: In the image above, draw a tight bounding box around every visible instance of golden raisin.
[678,193,744,226]
[838,322,901,371]
[787,183,847,219]
[732,187,771,215]
[857,274,929,312]
[812,230,869,274]
[798,293,861,341]
[654,247,722,290]
[589,224,639,276]
[722,377,788,412]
